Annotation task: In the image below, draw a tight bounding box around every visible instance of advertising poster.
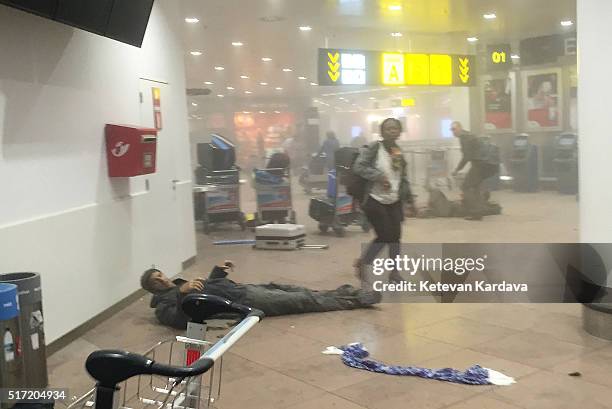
[522,69,562,131]
[483,75,514,132]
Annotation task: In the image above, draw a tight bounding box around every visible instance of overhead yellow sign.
[382,53,405,85]
[327,52,340,82]
[430,54,452,85]
[405,54,430,85]
[318,48,476,86]
[458,57,470,84]
[401,98,416,107]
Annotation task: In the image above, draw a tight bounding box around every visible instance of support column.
[578,0,612,340]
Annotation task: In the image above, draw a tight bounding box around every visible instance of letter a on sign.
[382,53,405,85]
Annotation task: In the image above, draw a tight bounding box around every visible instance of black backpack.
[477,137,501,166]
[345,143,380,201]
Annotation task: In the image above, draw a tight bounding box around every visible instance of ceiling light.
[190,51,203,56]
[282,68,293,72]
[299,26,312,31]
[298,76,307,80]
[261,57,272,62]
[191,102,198,106]
[561,20,574,27]
[483,13,497,20]
[467,37,479,43]
[511,54,520,60]
[388,5,402,11]
[259,111,266,114]
[260,82,268,86]
[232,41,244,47]
[204,81,214,85]
[226,86,235,90]
[245,91,253,94]
[310,82,318,86]
[369,97,376,100]
[275,87,283,90]
[274,110,281,114]
[185,17,199,23]
[217,94,224,98]
[214,66,225,71]
[391,32,403,37]
[240,75,249,79]
[243,111,251,114]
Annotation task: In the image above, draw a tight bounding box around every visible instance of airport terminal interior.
[1,0,612,408]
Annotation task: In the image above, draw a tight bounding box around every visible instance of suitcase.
[255,224,306,250]
[334,147,359,168]
[309,197,335,223]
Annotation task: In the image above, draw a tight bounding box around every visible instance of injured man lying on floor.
[141,261,381,329]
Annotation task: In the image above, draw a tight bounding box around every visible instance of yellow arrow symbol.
[328,61,340,72]
[459,57,469,68]
[460,65,470,76]
[328,52,340,64]
[328,71,340,82]
[460,73,469,83]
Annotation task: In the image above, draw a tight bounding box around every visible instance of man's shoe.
[464,216,483,221]
[358,290,382,305]
[388,271,404,283]
[353,258,363,279]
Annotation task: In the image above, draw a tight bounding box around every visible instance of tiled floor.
[48,189,612,408]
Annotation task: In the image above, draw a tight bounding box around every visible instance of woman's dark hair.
[141,268,161,293]
[380,118,402,134]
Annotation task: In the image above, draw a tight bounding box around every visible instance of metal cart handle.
[85,309,263,409]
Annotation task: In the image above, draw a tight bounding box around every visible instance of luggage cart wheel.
[333,226,346,237]
[319,224,330,234]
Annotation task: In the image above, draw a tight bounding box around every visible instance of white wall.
[0,0,196,342]
[577,0,612,243]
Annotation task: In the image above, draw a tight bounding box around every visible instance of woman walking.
[353,118,414,283]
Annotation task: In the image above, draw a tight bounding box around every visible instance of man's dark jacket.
[150,267,245,329]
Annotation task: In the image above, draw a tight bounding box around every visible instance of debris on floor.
[323,343,515,386]
[568,372,582,377]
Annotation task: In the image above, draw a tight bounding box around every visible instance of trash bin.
[0,283,25,389]
[0,273,48,388]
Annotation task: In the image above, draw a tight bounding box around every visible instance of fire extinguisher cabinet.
[0,283,25,389]
[0,273,48,388]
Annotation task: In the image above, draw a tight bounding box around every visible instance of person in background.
[319,131,341,170]
[353,118,414,283]
[281,130,297,170]
[256,130,266,167]
[141,261,381,329]
[451,121,498,221]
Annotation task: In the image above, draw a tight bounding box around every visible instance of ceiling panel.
[178,0,576,101]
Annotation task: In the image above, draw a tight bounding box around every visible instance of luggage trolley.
[68,294,263,409]
[309,166,370,237]
[299,153,329,194]
[253,167,297,225]
[195,169,246,234]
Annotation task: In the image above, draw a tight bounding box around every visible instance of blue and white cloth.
[322,343,515,386]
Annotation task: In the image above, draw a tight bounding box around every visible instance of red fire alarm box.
[105,124,157,177]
